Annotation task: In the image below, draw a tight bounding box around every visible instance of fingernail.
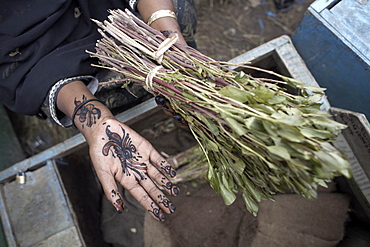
[161,214,167,221]
[170,204,176,213]
[172,186,180,196]
[173,113,187,126]
[171,170,177,177]
[155,96,166,106]
[114,198,124,214]
[173,113,183,122]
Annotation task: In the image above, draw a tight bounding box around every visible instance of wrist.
[73,99,114,135]
[56,80,115,133]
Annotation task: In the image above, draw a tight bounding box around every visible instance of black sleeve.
[0,0,127,116]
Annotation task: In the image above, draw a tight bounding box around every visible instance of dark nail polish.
[171,170,177,177]
[161,214,166,221]
[172,187,180,196]
[155,96,166,106]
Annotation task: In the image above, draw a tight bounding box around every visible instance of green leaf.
[266,161,279,170]
[289,143,313,160]
[272,112,307,126]
[182,91,198,101]
[254,86,275,101]
[219,85,252,103]
[307,94,323,104]
[315,150,350,177]
[172,73,185,81]
[224,117,247,136]
[266,145,291,160]
[250,104,275,114]
[267,95,286,104]
[300,127,334,139]
[277,125,305,142]
[234,71,247,81]
[262,121,278,137]
[242,192,259,216]
[242,174,263,202]
[206,165,216,183]
[304,86,326,93]
[220,182,236,205]
[205,139,219,152]
[312,117,347,132]
[203,117,220,136]
[229,159,246,175]
[244,117,256,129]
[280,76,306,88]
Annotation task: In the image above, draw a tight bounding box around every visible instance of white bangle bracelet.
[147,10,177,26]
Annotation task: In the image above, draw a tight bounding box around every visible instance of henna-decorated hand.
[86,117,179,221]
[56,81,179,221]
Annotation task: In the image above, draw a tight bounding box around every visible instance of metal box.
[331,108,370,221]
[292,0,370,120]
[0,161,85,246]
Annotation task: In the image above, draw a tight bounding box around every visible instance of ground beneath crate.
[194,0,315,61]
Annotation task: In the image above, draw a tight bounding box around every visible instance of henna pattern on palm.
[74,95,101,128]
[102,125,147,182]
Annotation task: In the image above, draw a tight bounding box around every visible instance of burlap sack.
[144,183,350,247]
[250,193,350,247]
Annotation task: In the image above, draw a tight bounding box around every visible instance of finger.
[147,163,180,197]
[97,171,125,214]
[173,113,188,128]
[155,96,176,117]
[123,181,169,221]
[149,150,177,178]
[137,175,177,214]
[155,96,188,127]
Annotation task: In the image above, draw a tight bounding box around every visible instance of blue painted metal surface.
[292,0,370,120]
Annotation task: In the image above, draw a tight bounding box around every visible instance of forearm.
[137,0,187,45]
